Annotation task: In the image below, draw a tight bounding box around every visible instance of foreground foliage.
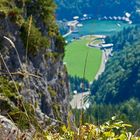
[1,76,140,139]
[40,117,140,140]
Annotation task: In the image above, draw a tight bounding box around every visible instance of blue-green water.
[66,20,133,41]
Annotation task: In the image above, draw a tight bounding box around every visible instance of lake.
[66,20,133,41]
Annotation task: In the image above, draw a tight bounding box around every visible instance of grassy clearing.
[64,36,102,81]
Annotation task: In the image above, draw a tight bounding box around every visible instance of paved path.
[95,48,112,79]
[95,50,106,80]
[70,92,90,109]
[63,29,72,38]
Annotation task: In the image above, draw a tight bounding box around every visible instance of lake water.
[66,20,133,41]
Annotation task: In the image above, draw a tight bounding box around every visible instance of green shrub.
[55,34,65,53]
[41,116,140,140]
[48,86,57,97]
[20,20,50,54]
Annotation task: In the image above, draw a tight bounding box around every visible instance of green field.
[64,36,102,81]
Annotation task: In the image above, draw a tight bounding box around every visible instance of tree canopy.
[90,26,140,104]
[55,0,140,22]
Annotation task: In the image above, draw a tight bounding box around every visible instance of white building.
[125,12,131,18]
[73,16,79,20]
[83,14,87,17]
[101,43,114,49]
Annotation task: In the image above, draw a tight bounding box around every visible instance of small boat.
[117,23,121,27]
[77,23,83,27]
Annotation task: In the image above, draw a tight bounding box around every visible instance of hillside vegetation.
[91,26,140,103]
[0,0,69,138]
[55,0,140,23]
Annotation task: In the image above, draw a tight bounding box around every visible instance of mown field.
[64,36,102,81]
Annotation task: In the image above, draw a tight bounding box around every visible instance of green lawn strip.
[64,37,102,81]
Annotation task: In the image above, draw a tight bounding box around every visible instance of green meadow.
[64,36,102,81]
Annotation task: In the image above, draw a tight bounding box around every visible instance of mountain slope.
[55,0,140,22]
[90,26,140,104]
[0,0,69,137]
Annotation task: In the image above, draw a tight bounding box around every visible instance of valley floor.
[67,35,112,109]
[64,35,103,81]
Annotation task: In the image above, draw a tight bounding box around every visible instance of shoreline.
[62,18,132,39]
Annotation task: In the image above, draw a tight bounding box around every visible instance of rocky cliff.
[0,0,69,138]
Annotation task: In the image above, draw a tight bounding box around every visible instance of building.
[101,43,113,49]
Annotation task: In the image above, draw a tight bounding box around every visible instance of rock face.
[0,0,69,135]
[0,115,21,140]
[0,115,35,139]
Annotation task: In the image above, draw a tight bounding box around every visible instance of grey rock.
[0,7,69,135]
[0,115,21,140]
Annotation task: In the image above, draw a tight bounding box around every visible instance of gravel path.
[70,92,90,109]
[95,50,106,80]
[95,48,112,80]
[63,29,72,38]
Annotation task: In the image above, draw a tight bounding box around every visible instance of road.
[70,92,90,109]
[63,29,72,38]
[95,50,106,80]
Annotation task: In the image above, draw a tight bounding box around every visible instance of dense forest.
[91,26,140,103]
[55,0,140,22]
[74,98,140,131]
[69,76,89,93]
[105,26,140,52]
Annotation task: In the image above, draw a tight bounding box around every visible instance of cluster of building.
[66,14,92,31]
[99,12,132,24]
[65,12,132,37]
[73,14,92,21]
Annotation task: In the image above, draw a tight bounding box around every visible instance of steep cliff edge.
[0,0,69,137]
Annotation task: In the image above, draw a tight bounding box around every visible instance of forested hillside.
[90,26,140,103]
[105,26,140,51]
[55,0,140,22]
[91,41,140,103]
